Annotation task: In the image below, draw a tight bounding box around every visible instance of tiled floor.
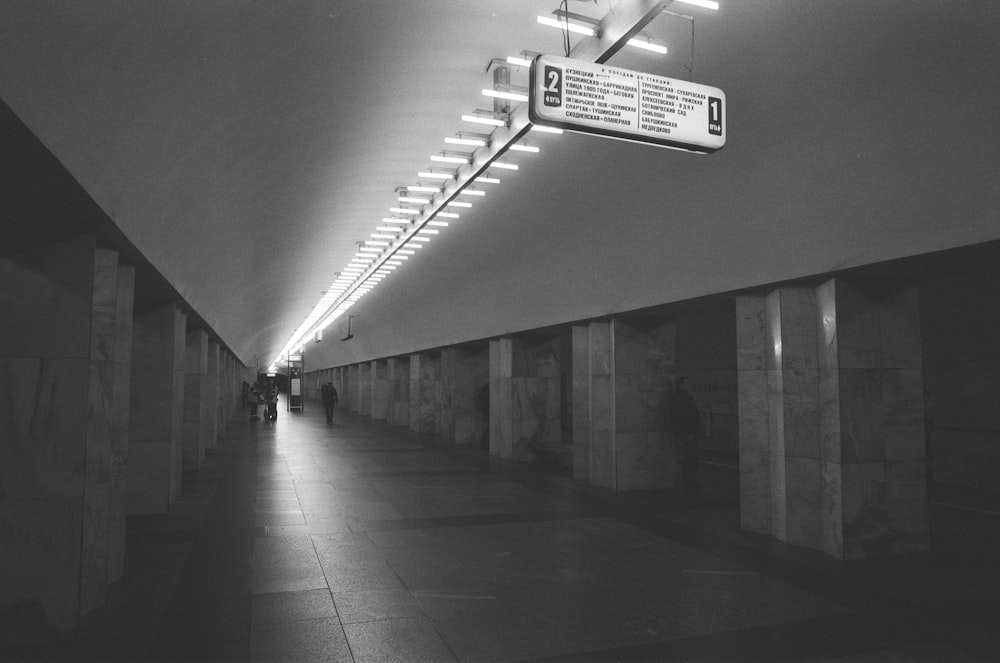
[9,402,1000,662]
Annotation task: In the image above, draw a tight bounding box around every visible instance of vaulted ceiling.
[3,1,998,370]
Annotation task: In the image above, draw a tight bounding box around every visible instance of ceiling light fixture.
[445,132,490,147]
[536,14,595,35]
[388,207,420,215]
[418,170,456,180]
[398,195,431,204]
[462,111,508,127]
[627,35,668,54]
[430,151,473,165]
[674,0,719,9]
[482,87,529,103]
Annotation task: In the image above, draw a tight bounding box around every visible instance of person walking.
[265,380,278,421]
[321,381,339,424]
[669,377,704,497]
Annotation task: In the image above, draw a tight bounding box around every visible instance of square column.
[347,364,359,412]
[489,336,562,461]
[206,341,220,447]
[183,329,209,470]
[108,263,134,584]
[409,352,439,433]
[1,235,133,638]
[128,304,186,515]
[572,320,677,491]
[387,357,410,426]
[359,362,372,416]
[441,346,489,445]
[737,278,929,559]
[371,359,388,420]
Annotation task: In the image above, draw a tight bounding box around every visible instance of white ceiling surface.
[2,1,998,369]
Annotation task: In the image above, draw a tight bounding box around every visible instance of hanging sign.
[529,54,725,153]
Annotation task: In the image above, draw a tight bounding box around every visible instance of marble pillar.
[489,336,562,461]
[0,235,133,640]
[359,362,372,416]
[387,357,410,426]
[128,304,186,515]
[737,279,929,559]
[182,329,209,471]
[206,341,220,447]
[572,320,677,491]
[347,364,359,412]
[409,352,439,434]
[440,346,489,445]
[108,263,134,584]
[371,359,388,420]
[614,318,677,491]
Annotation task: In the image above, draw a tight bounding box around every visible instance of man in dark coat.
[321,382,339,424]
[669,377,704,496]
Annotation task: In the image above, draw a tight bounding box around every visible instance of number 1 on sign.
[708,96,723,136]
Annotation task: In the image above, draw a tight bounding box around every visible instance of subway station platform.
[11,400,1000,663]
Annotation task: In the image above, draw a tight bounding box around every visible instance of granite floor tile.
[249,617,352,663]
[343,616,457,663]
[251,588,338,625]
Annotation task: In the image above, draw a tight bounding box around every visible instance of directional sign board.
[529,54,725,154]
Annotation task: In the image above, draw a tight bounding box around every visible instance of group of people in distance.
[239,378,340,425]
[242,378,279,422]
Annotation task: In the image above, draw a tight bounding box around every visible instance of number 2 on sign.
[543,65,562,107]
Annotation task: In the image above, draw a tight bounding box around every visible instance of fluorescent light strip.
[627,37,667,54]
[419,229,439,235]
[418,170,455,180]
[382,218,411,224]
[482,88,529,103]
[509,143,539,152]
[445,136,488,147]
[536,15,595,35]
[458,189,485,196]
[531,125,563,134]
[365,240,389,246]
[428,221,449,227]
[407,185,441,193]
[476,175,501,184]
[398,196,430,204]
[431,154,471,164]
[492,161,518,170]
[411,236,432,242]
[389,207,420,215]
[506,55,533,67]
[675,0,719,9]
[437,212,460,219]
[447,201,472,208]
[376,226,403,233]
[461,113,506,127]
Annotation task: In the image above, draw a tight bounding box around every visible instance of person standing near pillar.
[241,379,249,408]
[249,379,261,421]
[321,381,339,424]
[669,377,704,497]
